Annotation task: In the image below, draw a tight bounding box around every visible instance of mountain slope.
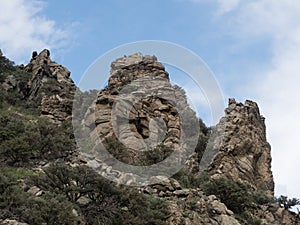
[0,50,299,225]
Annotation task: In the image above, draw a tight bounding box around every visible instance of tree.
[203,177,253,214]
[276,195,300,210]
[0,111,75,164]
[0,168,79,224]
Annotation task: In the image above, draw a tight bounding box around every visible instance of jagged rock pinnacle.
[25,49,76,122]
[208,98,274,195]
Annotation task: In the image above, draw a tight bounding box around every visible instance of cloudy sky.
[1,0,300,203]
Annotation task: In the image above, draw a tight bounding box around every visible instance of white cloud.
[180,0,240,14]
[214,0,240,15]
[214,0,300,199]
[0,0,71,64]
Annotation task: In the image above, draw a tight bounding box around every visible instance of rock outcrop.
[2,48,300,225]
[143,186,240,224]
[138,177,241,225]
[25,49,76,122]
[207,98,274,195]
[138,175,299,225]
[74,53,300,224]
[83,53,198,166]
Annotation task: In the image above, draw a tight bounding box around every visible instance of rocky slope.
[1,50,299,225]
[1,49,75,123]
[78,53,299,224]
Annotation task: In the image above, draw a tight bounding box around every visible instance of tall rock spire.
[208,98,274,195]
[25,49,76,122]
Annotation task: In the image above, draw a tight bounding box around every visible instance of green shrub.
[202,177,273,214]
[0,55,14,73]
[172,170,210,188]
[31,163,168,225]
[36,118,75,160]
[0,167,36,180]
[0,167,79,225]
[203,177,253,214]
[252,191,274,205]
[103,137,173,166]
[0,111,75,164]
[24,192,79,225]
[31,163,117,202]
[235,212,261,225]
[0,112,37,163]
[117,187,168,225]
[143,143,173,165]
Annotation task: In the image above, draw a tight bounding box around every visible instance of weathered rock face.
[208,98,274,195]
[84,53,198,165]
[25,49,76,122]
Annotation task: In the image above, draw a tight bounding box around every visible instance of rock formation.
[68,52,299,224]
[207,98,274,195]
[1,49,299,225]
[25,49,76,122]
[83,53,198,166]
[139,180,241,225]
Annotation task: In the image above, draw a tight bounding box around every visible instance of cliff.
[207,98,274,195]
[83,52,198,168]
[24,49,76,122]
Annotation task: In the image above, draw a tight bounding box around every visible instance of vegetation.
[276,195,300,210]
[103,137,173,166]
[172,169,210,188]
[0,53,169,224]
[30,163,168,225]
[0,167,79,224]
[0,162,169,225]
[0,55,34,109]
[72,89,98,122]
[202,177,273,213]
[0,110,75,165]
[1,51,298,225]
[172,169,274,224]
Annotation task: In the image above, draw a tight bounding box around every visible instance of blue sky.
[44,0,273,95]
[1,0,300,205]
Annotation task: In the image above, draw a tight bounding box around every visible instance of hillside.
[0,49,299,225]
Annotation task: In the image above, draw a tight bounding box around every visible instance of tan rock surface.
[207,98,274,195]
[25,49,76,122]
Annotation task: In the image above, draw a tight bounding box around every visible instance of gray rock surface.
[25,49,76,122]
[83,53,198,166]
[208,98,274,195]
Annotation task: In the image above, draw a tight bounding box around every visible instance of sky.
[0,0,300,203]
